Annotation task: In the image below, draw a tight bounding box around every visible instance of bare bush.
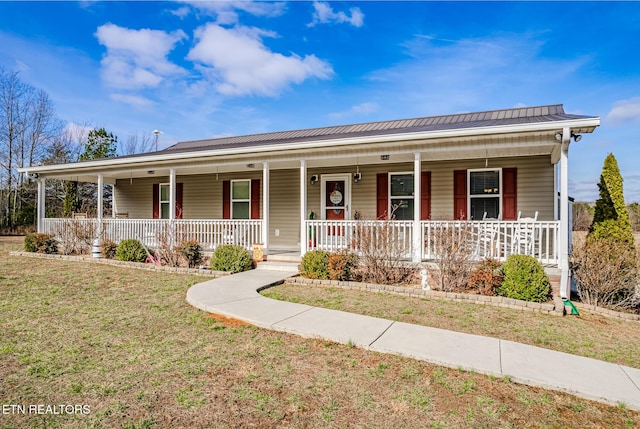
[53,219,101,255]
[351,218,415,285]
[155,222,184,267]
[571,237,639,309]
[430,222,475,292]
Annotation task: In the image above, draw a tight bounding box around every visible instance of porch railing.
[306,220,415,259]
[42,218,263,250]
[421,220,560,265]
[305,219,560,265]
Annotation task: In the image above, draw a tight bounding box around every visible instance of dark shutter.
[502,168,517,220]
[453,170,467,220]
[152,183,159,219]
[222,180,230,219]
[175,183,183,219]
[250,179,261,219]
[376,173,388,219]
[420,171,431,220]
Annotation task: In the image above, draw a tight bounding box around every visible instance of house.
[21,104,600,297]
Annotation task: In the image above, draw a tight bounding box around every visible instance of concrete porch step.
[256,260,300,272]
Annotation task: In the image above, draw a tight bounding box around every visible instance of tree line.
[0,67,155,232]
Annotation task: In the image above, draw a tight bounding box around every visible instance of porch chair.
[476,212,502,258]
[512,211,539,255]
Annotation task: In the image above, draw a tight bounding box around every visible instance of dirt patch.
[205,312,253,328]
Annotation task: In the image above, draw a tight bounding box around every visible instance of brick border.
[9,251,228,278]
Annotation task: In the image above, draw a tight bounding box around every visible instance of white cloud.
[177,1,286,24]
[187,24,333,97]
[329,102,379,119]
[110,93,153,107]
[606,97,640,124]
[308,1,364,28]
[95,23,187,89]
[170,6,191,19]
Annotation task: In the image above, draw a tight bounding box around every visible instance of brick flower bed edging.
[9,251,229,278]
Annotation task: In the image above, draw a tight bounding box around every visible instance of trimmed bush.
[300,250,330,280]
[497,255,551,302]
[115,239,148,263]
[327,251,358,281]
[467,258,503,296]
[211,245,252,273]
[179,239,203,268]
[24,233,58,254]
[100,239,117,259]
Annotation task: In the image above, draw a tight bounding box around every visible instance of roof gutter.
[19,117,600,175]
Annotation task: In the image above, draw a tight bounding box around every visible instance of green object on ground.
[563,299,579,315]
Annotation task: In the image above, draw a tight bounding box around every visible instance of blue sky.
[1,1,639,202]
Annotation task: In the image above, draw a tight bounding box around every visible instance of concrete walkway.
[186,268,640,410]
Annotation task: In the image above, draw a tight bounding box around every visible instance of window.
[389,173,414,220]
[231,180,250,219]
[159,183,170,219]
[469,169,501,220]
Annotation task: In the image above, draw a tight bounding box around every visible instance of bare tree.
[119,131,155,156]
[0,67,60,228]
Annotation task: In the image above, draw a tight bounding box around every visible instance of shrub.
[327,251,358,281]
[589,153,634,245]
[24,233,58,254]
[467,258,503,296]
[300,250,330,280]
[100,239,117,259]
[179,239,203,268]
[497,255,551,302]
[430,222,475,291]
[571,237,638,309]
[211,245,252,273]
[115,239,148,263]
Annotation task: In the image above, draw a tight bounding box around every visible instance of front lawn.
[1,236,638,428]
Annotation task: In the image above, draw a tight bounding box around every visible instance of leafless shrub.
[430,222,475,292]
[53,219,102,255]
[155,222,184,267]
[351,216,415,285]
[571,237,639,309]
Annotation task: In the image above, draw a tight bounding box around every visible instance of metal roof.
[162,104,596,154]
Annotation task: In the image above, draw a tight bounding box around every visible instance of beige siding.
[113,155,555,248]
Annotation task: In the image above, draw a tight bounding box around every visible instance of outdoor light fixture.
[353,172,362,183]
[571,132,582,142]
[380,154,390,161]
[310,174,319,185]
[246,163,255,168]
[554,132,563,142]
[147,170,155,175]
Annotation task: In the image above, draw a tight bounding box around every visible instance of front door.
[321,174,351,221]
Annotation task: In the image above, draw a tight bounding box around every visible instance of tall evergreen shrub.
[589,153,634,245]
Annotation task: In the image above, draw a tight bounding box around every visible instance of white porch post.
[559,127,571,299]
[37,178,45,233]
[413,152,422,262]
[262,162,270,257]
[97,174,104,220]
[300,160,307,257]
[169,168,176,221]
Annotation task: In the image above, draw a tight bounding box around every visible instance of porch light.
[310,175,319,185]
[380,154,390,161]
[353,172,362,183]
[554,132,562,142]
[571,132,582,142]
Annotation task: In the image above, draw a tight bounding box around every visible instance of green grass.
[1,236,639,428]
[262,282,640,369]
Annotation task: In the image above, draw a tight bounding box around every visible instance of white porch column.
[169,168,176,221]
[300,160,307,257]
[559,127,571,300]
[413,152,422,262]
[97,174,104,220]
[37,178,45,233]
[262,162,270,257]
